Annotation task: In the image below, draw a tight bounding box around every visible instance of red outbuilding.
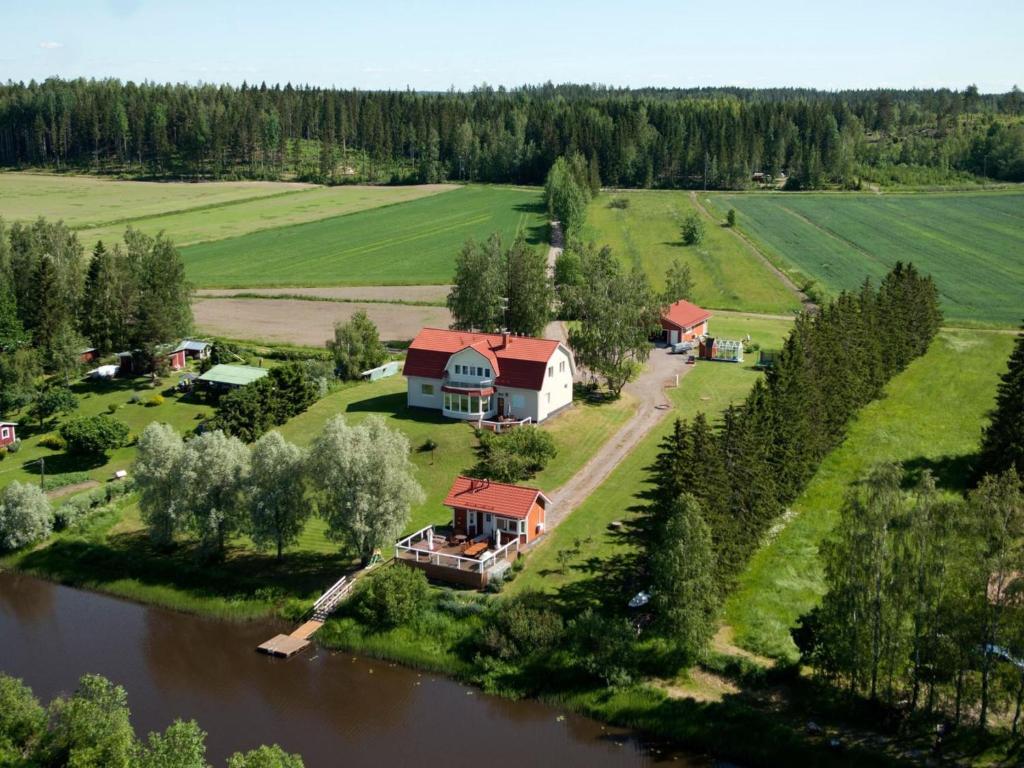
[0,422,17,448]
[443,475,548,545]
[661,299,712,345]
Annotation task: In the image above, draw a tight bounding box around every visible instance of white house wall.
[406,375,443,409]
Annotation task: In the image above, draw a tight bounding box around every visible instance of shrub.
[437,594,487,618]
[607,197,630,209]
[568,608,636,686]
[145,395,165,408]
[0,482,53,551]
[480,592,564,660]
[129,392,141,404]
[355,565,430,629]
[106,403,119,414]
[681,212,705,245]
[6,438,18,454]
[477,426,557,482]
[59,415,129,457]
[0,446,6,461]
[38,433,66,451]
[726,208,737,227]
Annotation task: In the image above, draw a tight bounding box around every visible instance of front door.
[467,510,477,536]
[497,396,505,416]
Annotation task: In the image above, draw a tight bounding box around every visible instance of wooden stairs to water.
[257,558,390,658]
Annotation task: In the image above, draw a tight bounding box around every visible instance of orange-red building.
[660,299,712,345]
[444,475,548,545]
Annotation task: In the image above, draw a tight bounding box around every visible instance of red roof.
[662,300,712,331]
[443,476,548,519]
[404,328,563,390]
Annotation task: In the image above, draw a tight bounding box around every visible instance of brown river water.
[0,572,707,767]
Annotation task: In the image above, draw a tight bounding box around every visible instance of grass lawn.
[704,189,1024,327]
[277,374,637,552]
[79,184,455,247]
[180,185,548,287]
[0,172,312,228]
[724,328,1015,661]
[583,191,801,315]
[510,314,795,596]
[0,375,213,492]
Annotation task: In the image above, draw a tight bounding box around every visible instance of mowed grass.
[724,329,1015,661]
[273,372,636,554]
[510,314,795,595]
[704,190,1024,327]
[0,376,213,492]
[0,172,311,228]
[583,191,801,315]
[180,185,548,287]
[79,184,455,247]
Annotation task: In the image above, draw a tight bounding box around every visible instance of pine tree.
[977,326,1024,478]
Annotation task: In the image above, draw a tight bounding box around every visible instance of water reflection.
[0,573,703,767]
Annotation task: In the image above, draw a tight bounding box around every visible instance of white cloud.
[39,41,63,49]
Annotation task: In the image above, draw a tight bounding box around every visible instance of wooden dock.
[255,573,356,658]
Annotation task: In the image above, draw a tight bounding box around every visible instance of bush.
[145,395,165,408]
[480,592,564,660]
[477,426,557,482]
[106,403,119,414]
[726,208,737,227]
[38,433,66,451]
[129,392,141,404]
[681,212,705,245]
[59,415,129,456]
[0,446,5,461]
[7,438,20,454]
[437,594,487,618]
[607,197,630,209]
[568,608,636,686]
[0,482,53,551]
[355,565,430,629]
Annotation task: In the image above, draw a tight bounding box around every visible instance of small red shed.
[0,422,17,448]
[444,476,548,545]
[661,299,712,346]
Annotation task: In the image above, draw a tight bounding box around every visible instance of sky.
[2,0,1022,93]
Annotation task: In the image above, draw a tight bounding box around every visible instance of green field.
[179,185,547,287]
[704,190,1024,327]
[510,314,796,596]
[583,191,801,315]
[724,328,1015,660]
[0,172,313,227]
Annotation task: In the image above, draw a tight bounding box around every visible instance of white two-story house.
[404,328,575,424]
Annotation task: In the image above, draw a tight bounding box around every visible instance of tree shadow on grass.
[20,450,108,476]
[346,392,460,428]
[901,453,977,493]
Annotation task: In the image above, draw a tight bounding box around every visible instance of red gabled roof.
[443,475,548,519]
[662,299,712,330]
[404,328,563,390]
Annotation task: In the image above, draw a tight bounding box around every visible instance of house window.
[548,366,554,377]
[485,368,491,377]
[455,364,462,375]
[421,383,434,395]
[558,361,565,373]
[0,428,8,440]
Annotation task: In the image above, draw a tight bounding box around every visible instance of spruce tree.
[978,325,1024,478]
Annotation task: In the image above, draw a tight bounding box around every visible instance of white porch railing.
[395,525,519,573]
[477,416,532,433]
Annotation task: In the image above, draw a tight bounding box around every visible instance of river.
[0,572,704,767]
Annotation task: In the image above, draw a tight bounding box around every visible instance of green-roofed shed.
[197,364,269,390]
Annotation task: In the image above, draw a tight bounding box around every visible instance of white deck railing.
[477,416,532,433]
[395,525,519,573]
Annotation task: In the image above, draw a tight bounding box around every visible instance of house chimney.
[502,331,510,347]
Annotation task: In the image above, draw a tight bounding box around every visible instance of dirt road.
[545,346,693,528]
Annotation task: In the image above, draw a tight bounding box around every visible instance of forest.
[1,79,1023,187]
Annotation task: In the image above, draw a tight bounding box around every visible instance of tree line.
[0,672,304,767]
[134,416,423,562]
[2,78,1022,186]
[642,262,943,649]
[801,325,1024,731]
[0,218,193,416]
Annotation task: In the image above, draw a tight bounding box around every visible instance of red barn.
[444,475,548,545]
[0,422,17,448]
[661,299,712,346]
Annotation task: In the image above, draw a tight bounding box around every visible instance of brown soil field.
[194,286,451,303]
[192,298,452,346]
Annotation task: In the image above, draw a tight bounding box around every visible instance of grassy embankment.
[583,190,802,315]
[180,185,548,287]
[1,372,635,619]
[724,328,1015,660]
[704,189,1024,328]
[0,171,454,248]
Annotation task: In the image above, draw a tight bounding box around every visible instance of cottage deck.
[395,525,519,588]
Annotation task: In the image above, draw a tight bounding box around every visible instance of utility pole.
[703,150,709,192]
[39,456,45,490]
